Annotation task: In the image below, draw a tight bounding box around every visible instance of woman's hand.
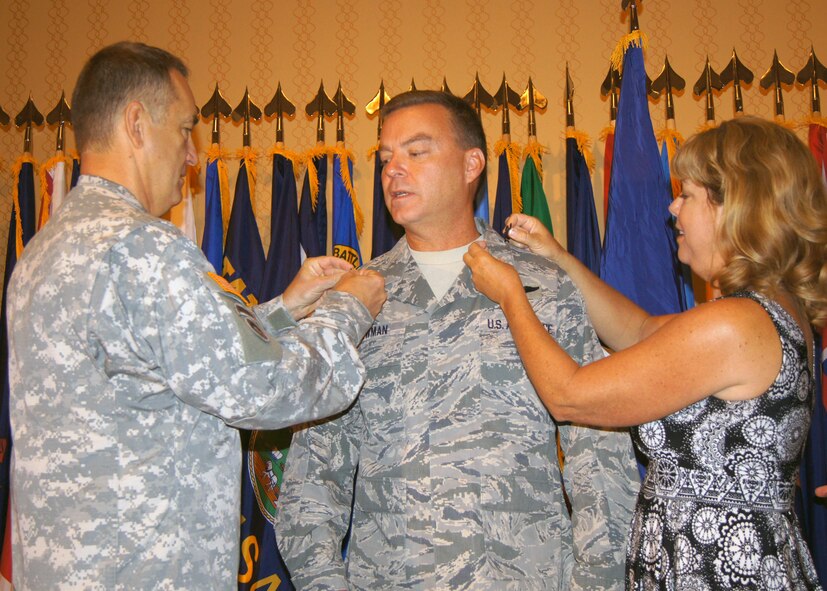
[464,242,524,306]
[504,213,566,263]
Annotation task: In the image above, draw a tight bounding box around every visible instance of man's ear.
[464,147,486,184]
[123,101,147,149]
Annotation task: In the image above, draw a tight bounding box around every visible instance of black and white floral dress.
[627,291,823,590]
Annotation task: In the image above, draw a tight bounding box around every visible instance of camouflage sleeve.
[112,233,373,430]
[551,275,640,591]
[276,406,364,590]
[253,295,295,332]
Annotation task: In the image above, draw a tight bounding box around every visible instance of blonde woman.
[464,117,826,590]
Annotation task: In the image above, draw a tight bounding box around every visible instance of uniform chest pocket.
[358,324,405,439]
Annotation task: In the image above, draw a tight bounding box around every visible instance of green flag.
[520,144,553,235]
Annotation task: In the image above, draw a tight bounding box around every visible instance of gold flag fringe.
[11,154,36,258]
[522,140,547,179]
[236,146,259,212]
[696,121,719,133]
[206,144,232,236]
[367,144,379,159]
[303,145,329,210]
[565,128,596,173]
[493,139,523,214]
[656,128,683,198]
[799,114,827,129]
[331,146,364,238]
[268,145,303,183]
[599,125,615,143]
[772,116,798,131]
[610,30,648,73]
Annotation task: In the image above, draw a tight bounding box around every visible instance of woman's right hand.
[504,213,567,263]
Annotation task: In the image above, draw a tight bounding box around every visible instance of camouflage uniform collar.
[76,175,146,212]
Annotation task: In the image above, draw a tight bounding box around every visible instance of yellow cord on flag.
[331,146,364,238]
[656,128,684,198]
[565,128,596,173]
[598,125,615,143]
[493,139,523,214]
[696,121,719,133]
[11,154,36,258]
[366,144,379,159]
[610,30,648,74]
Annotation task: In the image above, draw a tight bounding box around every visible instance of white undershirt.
[409,238,479,301]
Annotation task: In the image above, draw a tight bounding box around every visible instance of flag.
[795,116,827,586]
[368,148,402,259]
[37,152,70,229]
[492,139,521,236]
[659,129,695,310]
[331,148,362,268]
[520,141,553,235]
[223,149,265,304]
[298,148,328,259]
[69,154,80,189]
[565,131,601,275]
[1,154,38,588]
[600,35,683,316]
[167,167,197,242]
[600,125,615,222]
[202,145,230,273]
[473,171,490,223]
[260,148,302,300]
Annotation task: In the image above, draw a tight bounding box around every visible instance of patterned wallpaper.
[0,0,824,277]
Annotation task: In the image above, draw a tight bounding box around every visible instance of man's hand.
[332,268,387,319]
[282,256,353,320]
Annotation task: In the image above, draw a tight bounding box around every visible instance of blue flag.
[260,151,301,300]
[331,151,362,268]
[492,143,517,237]
[223,156,265,303]
[565,135,601,275]
[298,153,327,259]
[0,157,37,576]
[474,172,490,223]
[600,42,683,316]
[661,139,695,310]
[70,156,80,188]
[369,150,402,259]
[202,151,226,273]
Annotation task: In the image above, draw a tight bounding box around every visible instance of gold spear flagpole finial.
[720,48,754,116]
[493,73,523,136]
[759,50,795,119]
[796,46,827,115]
[600,64,621,122]
[332,82,356,144]
[0,104,9,127]
[15,95,44,154]
[693,57,723,123]
[565,63,575,128]
[366,80,391,139]
[200,83,232,145]
[306,81,336,145]
[231,88,262,148]
[520,77,547,139]
[264,83,296,145]
[652,55,685,123]
[462,72,495,118]
[46,91,72,152]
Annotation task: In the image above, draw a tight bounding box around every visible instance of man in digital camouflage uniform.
[6,41,386,590]
[276,90,640,590]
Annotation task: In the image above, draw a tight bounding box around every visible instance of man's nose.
[185,136,198,167]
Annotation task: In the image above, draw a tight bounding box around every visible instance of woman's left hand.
[464,242,523,306]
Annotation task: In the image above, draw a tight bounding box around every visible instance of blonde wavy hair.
[672,116,827,327]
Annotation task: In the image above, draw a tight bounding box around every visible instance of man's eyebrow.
[378,133,434,152]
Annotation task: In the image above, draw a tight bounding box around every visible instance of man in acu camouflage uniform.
[276,90,640,590]
[6,41,386,590]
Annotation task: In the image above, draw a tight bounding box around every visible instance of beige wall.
[0,0,824,272]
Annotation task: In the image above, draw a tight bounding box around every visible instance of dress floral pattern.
[627,291,823,590]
